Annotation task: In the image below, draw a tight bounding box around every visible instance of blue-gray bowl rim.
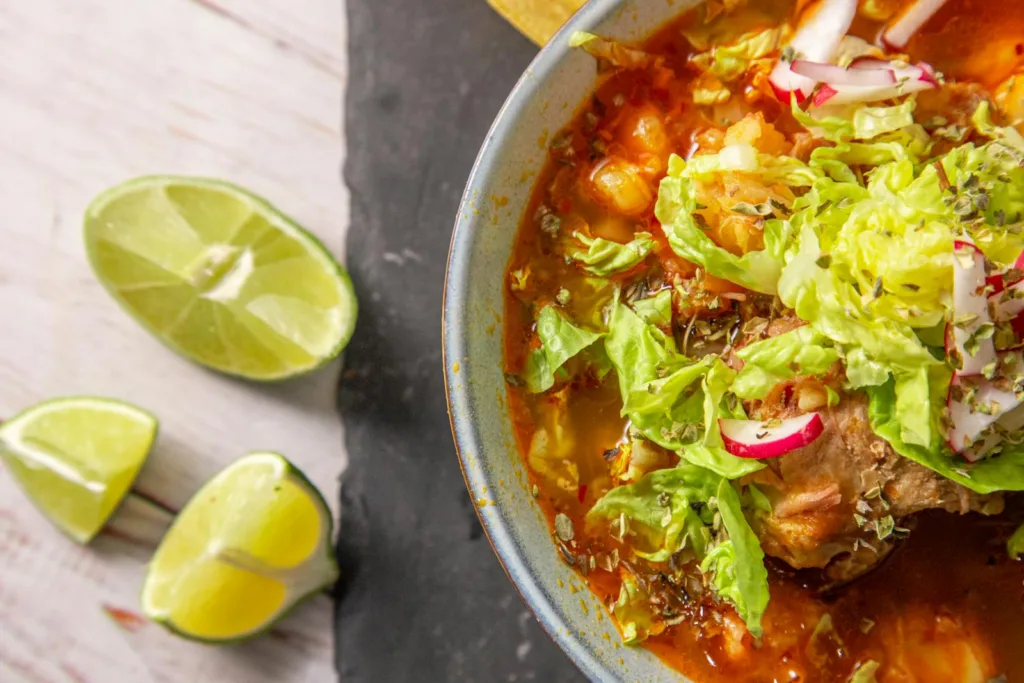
[442,0,632,680]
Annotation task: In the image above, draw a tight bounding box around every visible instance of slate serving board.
[337,0,587,680]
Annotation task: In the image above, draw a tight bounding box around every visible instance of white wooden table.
[0,1,348,680]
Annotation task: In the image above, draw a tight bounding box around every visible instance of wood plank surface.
[0,0,348,680]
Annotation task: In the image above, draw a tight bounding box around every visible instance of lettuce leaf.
[893,365,932,448]
[689,27,780,82]
[589,465,769,636]
[606,300,762,477]
[792,98,917,142]
[732,326,840,399]
[568,31,653,70]
[778,222,941,446]
[587,464,718,562]
[624,359,714,451]
[682,144,819,186]
[613,573,661,644]
[845,347,891,388]
[699,478,769,638]
[848,661,881,683]
[605,298,683,400]
[566,231,655,276]
[524,306,604,393]
[631,289,672,327]
[655,154,797,294]
[1009,523,1024,560]
[867,378,1024,494]
[778,224,939,369]
[692,76,732,106]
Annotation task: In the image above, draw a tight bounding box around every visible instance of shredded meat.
[745,392,1004,583]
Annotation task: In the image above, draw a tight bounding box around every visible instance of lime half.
[141,452,338,642]
[85,176,357,381]
[0,397,158,543]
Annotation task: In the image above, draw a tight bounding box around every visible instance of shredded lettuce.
[605,300,763,478]
[568,31,597,48]
[893,366,932,449]
[630,289,672,327]
[523,306,604,393]
[773,102,1024,450]
[613,573,661,644]
[848,661,881,683]
[692,77,732,106]
[732,326,840,399]
[623,359,712,451]
[681,0,782,52]
[587,465,718,562]
[1009,523,1024,560]
[791,98,917,142]
[604,297,683,400]
[699,478,769,638]
[655,153,797,295]
[689,27,780,82]
[680,143,818,186]
[588,465,769,636]
[778,221,942,447]
[568,31,653,70]
[566,231,655,276]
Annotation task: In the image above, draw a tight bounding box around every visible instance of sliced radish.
[850,59,939,86]
[790,60,896,86]
[769,0,857,102]
[986,250,1024,294]
[883,0,950,49]
[719,413,824,459]
[992,280,1024,322]
[959,404,1024,463]
[810,63,937,106]
[947,351,1024,460]
[991,280,1024,350]
[949,239,997,376]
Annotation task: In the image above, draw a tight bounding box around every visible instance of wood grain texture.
[0,0,348,680]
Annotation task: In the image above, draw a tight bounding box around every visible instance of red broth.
[503,1,1024,680]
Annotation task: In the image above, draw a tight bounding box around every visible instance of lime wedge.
[0,397,158,543]
[84,176,358,381]
[141,452,338,642]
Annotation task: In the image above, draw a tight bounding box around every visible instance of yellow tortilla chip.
[488,0,588,46]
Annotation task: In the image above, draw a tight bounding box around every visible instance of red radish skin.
[719,413,825,459]
[951,240,997,376]
[812,84,839,107]
[987,274,1005,294]
[883,0,950,49]
[769,0,857,101]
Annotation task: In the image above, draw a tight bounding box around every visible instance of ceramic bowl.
[443,1,703,680]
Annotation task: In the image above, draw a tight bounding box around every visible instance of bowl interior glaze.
[443,1,702,680]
